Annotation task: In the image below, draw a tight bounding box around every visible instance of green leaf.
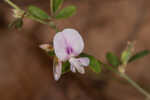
[106,52,120,67]
[121,42,134,64]
[80,53,101,73]
[121,50,131,64]
[55,6,76,19]
[52,0,63,13]
[47,50,55,56]
[28,6,50,20]
[129,50,150,63]
[62,61,70,74]
[9,18,23,29]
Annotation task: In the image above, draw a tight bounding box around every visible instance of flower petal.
[62,28,84,56]
[53,32,69,61]
[69,57,85,74]
[75,65,85,74]
[70,64,76,73]
[53,61,62,81]
[77,57,89,67]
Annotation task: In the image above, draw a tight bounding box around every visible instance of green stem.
[26,15,59,32]
[103,63,150,99]
[27,15,50,25]
[50,0,54,16]
[120,73,150,99]
[27,16,59,32]
[5,0,59,32]
[5,0,21,10]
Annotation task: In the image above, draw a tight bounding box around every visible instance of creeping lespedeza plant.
[5,0,150,99]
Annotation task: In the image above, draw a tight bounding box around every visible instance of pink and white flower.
[53,28,89,81]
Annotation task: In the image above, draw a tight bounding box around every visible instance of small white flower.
[53,28,89,81]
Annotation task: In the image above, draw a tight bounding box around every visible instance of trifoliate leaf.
[52,0,63,13]
[106,52,120,67]
[129,50,150,63]
[28,6,51,20]
[55,6,76,19]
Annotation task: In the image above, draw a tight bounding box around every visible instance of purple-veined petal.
[62,28,84,56]
[53,60,62,81]
[53,32,69,61]
[53,28,84,60]
[77,57,89,67]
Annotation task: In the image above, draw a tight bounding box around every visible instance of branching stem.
[5,0,59,32]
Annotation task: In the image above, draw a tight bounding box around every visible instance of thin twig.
[103,63,150,99]
[5,0,21,10]
[5,0,59,32]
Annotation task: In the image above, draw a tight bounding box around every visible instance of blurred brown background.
[0,0,150,100]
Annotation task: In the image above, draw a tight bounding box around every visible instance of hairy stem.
[103,63,150,99]
[5,0,21,10]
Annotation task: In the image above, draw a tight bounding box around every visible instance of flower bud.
[12,9,24,18]
[119,41,135,73]
[39,44,53,52]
